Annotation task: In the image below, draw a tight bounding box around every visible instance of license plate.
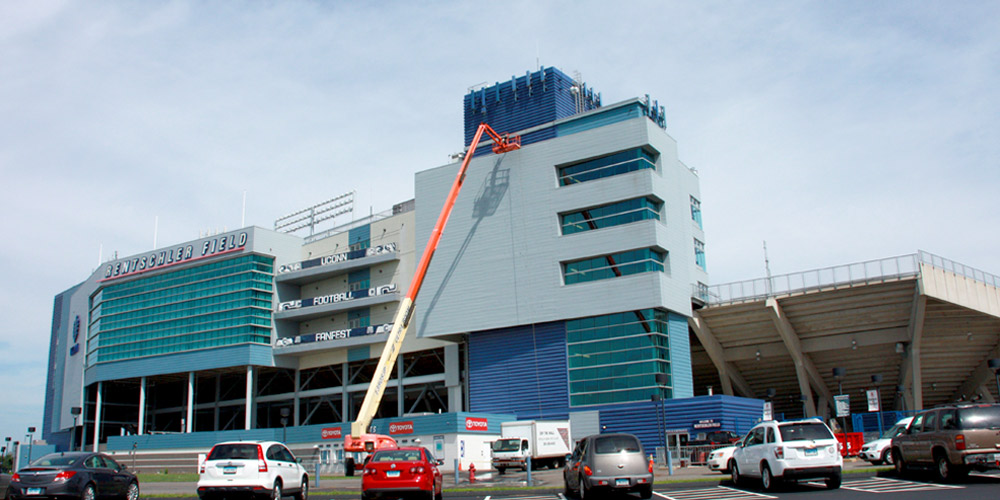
[386,470,400,478]
[223,466,237,474]
[804,448,818,456]
[615,478,629,487]
[26,489,43,496]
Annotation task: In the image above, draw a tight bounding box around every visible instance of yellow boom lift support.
[344,123,521,453]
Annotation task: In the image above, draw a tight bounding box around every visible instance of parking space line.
[653,486,778,499]
[841,477,965,493]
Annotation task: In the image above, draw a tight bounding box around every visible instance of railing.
[918,250,1000,287]
[707,254,920,306]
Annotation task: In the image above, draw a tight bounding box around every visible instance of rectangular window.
[558,147,656,186]
[690,196,702,229]
[563,248,665,285]
[348,308,370,329]
[566,309,672,406]
[694,239,706,270]
[560,197,662,235]
[349,269,371,292]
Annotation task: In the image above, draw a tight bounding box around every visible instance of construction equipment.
[345,123,521,453]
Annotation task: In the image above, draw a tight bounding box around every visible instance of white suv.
[197,441,309,500]
[730,419,842,491]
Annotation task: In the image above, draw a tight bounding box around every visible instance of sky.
[2,1,998,448]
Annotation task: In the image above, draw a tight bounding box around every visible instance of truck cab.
[491,438,529,473]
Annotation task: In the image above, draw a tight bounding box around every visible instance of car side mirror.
[296,458,302,463]
[435,459,444,466]
[735,441,743,448]
[565,454,573,462]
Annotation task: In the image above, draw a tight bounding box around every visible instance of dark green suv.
[890,404,1000,481]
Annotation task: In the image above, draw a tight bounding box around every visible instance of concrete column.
[293,369,301,426]
[138,377,146,435]
[444,344,463,412]
[186,372,195,433]
[93,382,103,452]
[245,366,254,430]
[342,363,350,423]
[397,357,405,417]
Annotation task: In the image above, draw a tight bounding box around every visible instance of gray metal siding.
[468,322,569,419]
[415,117,701,338]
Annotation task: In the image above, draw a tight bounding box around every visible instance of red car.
[361,447,443,500]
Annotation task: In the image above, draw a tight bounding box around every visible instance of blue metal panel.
[464,67,599,148]
[468,322,569,420]
[86,344,274,384]
[43,293,65,440]
[348,346,369,362]
[349,224,370,245]
[595,395,763,452]
[668,312,694,398]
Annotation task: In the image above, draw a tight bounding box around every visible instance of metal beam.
[690,312,753,397]
[949,345,1000,403]
[767,298,834,416]
[722,328,910,362]
[899,293,926,410]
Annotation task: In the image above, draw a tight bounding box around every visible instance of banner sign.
[321,427,341,440]
[835,395,851,417]
[866,389,881,412]
[278,284,397,311]
[101,231,248,282]
[465,417,488,432]
[277,243,397,274]
[693,419,721,429]
[274,323,393,348]
[389,421,414,435]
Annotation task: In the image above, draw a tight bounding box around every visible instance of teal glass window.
[560,197,662,235]
[558,148,656,185]
[563,248,665,285]
[349,269,371,292]
[348,308,370,329]
[690,196,702,229]
[566,309,672,406]
[694,238,706,270]
[87,254,274,364]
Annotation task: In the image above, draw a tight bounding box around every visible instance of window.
[567,309,672,406]
[690,196,702,229]
[349,308,370,329]
[563,248,665,285]
[694,238,706,270]
[560,197,661,235]
[349,269,371,292]
[558,148,656,185]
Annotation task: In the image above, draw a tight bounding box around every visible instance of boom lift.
[344,123,521,455]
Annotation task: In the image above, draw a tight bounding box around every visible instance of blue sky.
[2,1,998,448]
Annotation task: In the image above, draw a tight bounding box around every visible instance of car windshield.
[958,406,1000,429]
[885,423,908,438]
[30,454,81,466]
[371,450,423,462]
[778,423,833,441]
[492,439,520,452]
[208,444,259,460]
[594,435,641,454]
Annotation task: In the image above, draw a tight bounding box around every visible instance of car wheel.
[730,460,741,486]
[294,477,308,500]
[761,463,779,491]
[497,467,505,475]
[82,484,97,500]
[881,448,894,466]
[579,474,588,499]
[638,483,652,499]
[125,481,140,500]
[826,471,842,489]
[435,486,443,500]
[893,449,907,476]
[271,481,282,500]
[934,453,966,482]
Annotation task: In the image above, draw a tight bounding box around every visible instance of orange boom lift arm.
[345,123,520,452]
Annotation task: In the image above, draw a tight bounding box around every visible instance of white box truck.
[491,420,572,473]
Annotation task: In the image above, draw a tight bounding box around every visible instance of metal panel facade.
[468,322,569,419]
